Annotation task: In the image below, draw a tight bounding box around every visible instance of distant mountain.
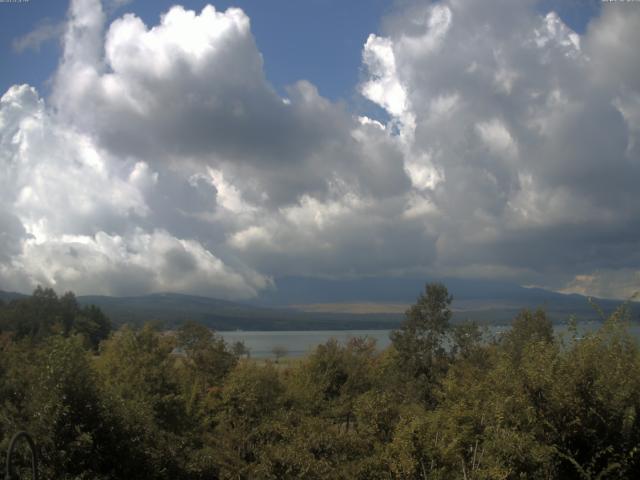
[251,276,596,305]
[254,276,639,324]
[2,277,637,331]
[75,292,402,331]
[0,290,27,303]
[2,289,399,331]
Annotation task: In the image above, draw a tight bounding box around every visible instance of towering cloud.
[360,0,640,295]
[1,0,639,298]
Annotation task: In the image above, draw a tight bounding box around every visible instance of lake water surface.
[219,330,392,358]
[220,322,640,358]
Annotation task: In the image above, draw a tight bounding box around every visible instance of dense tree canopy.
[0,287,111,349]
[1,284,640,479]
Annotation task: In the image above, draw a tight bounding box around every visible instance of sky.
[1,0,639,300]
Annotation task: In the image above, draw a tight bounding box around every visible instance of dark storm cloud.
[360,0,640,295]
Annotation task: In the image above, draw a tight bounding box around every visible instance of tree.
[14,286,60,339]
[0,335,134,479]
[0,287,111,347]
[232,340,250,358]
[176,321,237,384]
[502,308,553,364]
[390,282,453,405]
[94,324,190,479]
[58,291,79,335]
[215,362,285,477]
[450,320,484,360]
[74,304,112,350]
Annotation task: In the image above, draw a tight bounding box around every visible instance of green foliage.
[73,305,112,351]
[2,284,640,479]
[502,308,554,363]
[176,321,237,386]
[451,320,485,360]
[214,361,286,478]
[0,335,146,479]
[390,282,453,405]
[0,287,112,349]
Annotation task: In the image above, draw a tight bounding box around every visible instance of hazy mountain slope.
[76,292,402,331]
[0,290,27,303]
[255,276,638,323]
[252,276,601,305]
[2,277,637,331]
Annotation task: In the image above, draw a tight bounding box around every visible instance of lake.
[220,322,640,358]
[219,330,392,358]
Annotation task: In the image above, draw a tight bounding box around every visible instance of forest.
[1,283,639,479]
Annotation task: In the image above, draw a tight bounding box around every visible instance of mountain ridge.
[1,278,637,330]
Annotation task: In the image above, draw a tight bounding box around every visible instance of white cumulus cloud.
[1,0,640,299]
